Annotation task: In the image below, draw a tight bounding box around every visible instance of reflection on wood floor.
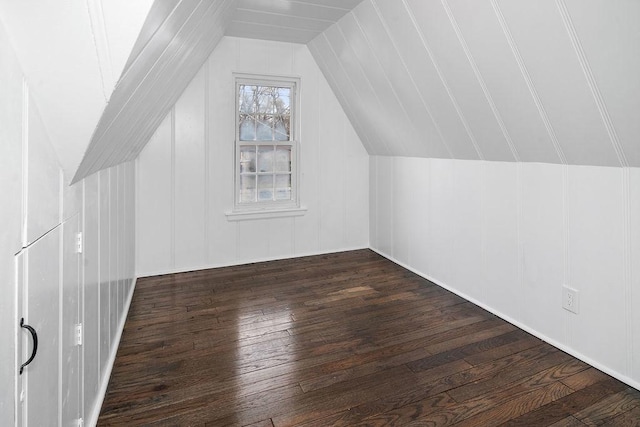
[98,249,640,426]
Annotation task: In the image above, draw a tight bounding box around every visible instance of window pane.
[256,88,271,114]
[239,146,256,173]
[275,174,291,200]
[275,146,291,172]
[257,146,274,172]
[276,87,290,113]
[256,116,272,140]
[258,175,274,201]
[239,116,255,141]
[274,116,290,141]
[239,85,256,114]
[239,175,256,203]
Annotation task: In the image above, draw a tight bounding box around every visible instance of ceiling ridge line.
[440,0,520,162]
[490,0,567,165]
[402,0,482,161]
[286,0,351,12]
[371,0,454,160]
[230,19,319,33]
[235,7,336,23]
[555,0,628,168]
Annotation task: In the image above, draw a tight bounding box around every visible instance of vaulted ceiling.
[309,0,640,168]
[1,0,638,184]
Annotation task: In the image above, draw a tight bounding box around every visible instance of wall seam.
[204,59,211,264]
[402,0,482,161]
[21,79,29,247]
[562,164,571,345]
[623,168,632,375]
[440,0,520,162]
[58,170,63,427]
[291,44,296,255]
[516,162,524,320]
[80,180,86,422]
[490,0,567,165]
[555,0,628,167]
[170,107,176,270]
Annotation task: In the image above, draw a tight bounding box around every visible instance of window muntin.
[235,76,298,210]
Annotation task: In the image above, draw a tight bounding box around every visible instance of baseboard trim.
[136,246,369,278]
[87,277,137,427]
[370,247,640,392]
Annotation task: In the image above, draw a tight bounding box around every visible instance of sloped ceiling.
[308,0,640,167]
[73,0,365,183]
[72,0,235,183]
[4,0,637,184]
[0,0,153,178]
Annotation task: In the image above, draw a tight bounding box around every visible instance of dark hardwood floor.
[98,249,640,426]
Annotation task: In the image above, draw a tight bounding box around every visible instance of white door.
[17,216,83,427]
[18,226,60,426]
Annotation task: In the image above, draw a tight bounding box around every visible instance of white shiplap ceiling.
[3,0,638,183]
[226,0,366,44]
[73,0,366,182]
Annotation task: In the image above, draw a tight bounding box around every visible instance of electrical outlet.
[562,286,579,314]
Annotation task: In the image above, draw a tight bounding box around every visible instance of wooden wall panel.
[568,166,626,374]
[136,116,174,274]
[370,156,640,391]
[136,37,369,276]
[82,172,101,419]
[0,22,23,424]
[519,163,565,344]
[174,68,207,269]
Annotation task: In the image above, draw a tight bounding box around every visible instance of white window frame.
[228,73,303,220]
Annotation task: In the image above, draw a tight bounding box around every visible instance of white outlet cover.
[562,285,579,314]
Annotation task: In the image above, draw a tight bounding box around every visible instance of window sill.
[225,206,307,222]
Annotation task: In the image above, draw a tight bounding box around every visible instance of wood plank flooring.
[98,250,640,426]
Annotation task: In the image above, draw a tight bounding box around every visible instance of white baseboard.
[370,247,640,392]
[87,277,137,427]
[136,246,369,278]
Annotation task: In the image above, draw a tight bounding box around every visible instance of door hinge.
[75,323,83,346]
[76,232,83,254]
[76,418,84,427]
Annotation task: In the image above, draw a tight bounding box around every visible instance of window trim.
[232,73,301,214]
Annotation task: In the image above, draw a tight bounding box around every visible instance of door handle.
[19,318,38,375]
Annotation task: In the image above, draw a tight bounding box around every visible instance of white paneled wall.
[370,156,640,389]
[0,20,24,424]
[0,17,135,425]
[136,37,369,277]
[82,162,136,425]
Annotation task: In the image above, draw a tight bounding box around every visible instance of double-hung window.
[234,75,300,214]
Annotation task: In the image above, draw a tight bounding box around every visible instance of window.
[233,75,301,216]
